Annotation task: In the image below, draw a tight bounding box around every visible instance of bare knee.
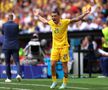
[51,61,57,68]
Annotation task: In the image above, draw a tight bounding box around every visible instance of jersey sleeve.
[64,19,71,25]
[48,20,53,25]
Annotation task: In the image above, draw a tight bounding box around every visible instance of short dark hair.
[52,8,60,15]
[87,36,92,43]
[8,13,14,20]
[84,0,89,3]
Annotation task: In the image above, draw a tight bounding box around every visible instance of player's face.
[51,13,60,24]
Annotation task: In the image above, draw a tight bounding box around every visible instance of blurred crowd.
[0,0,108,76]
[0,0,108,34]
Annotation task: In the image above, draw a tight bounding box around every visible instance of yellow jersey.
[48,19,70,48]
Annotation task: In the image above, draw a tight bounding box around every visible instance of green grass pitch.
[0,77,108,90]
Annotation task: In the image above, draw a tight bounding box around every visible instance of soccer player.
[34,8,91,89]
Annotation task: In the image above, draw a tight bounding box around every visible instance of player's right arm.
[34,9,48,24]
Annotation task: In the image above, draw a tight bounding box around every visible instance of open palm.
[86,7,91,14]
[33,9,39,16]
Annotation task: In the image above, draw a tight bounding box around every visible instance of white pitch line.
[0,86,31,90]
[0,87,10,90]
[0,82,89,90]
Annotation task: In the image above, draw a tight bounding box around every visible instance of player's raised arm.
[70,8,91,24]
[34,9,48,24]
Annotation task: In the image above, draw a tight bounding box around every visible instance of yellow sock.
[52,76,57,82]
[63,77,68,84]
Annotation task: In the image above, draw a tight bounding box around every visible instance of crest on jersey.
[54,28,59,33]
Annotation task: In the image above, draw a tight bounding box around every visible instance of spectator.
[101,18,108,52]
[81,35,97,77]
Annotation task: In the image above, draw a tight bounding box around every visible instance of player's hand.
[33,9,39,16]
[85,7,91,15]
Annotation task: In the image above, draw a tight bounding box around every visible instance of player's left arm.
[69,8,91,24]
